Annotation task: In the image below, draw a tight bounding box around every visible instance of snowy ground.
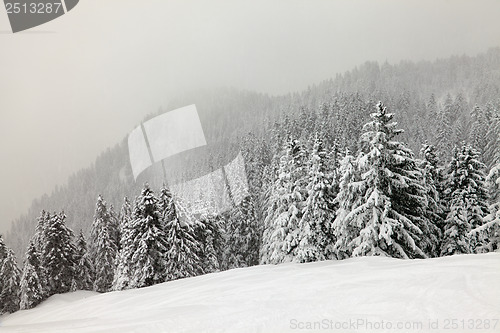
[1,253,499,333]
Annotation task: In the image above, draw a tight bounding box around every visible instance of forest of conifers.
[1,49,499,313]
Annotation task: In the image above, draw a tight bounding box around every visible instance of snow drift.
[1,253,499,333]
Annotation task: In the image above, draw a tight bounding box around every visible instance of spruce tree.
[345,102,428,259]
[164,195,203,281]
[224,196,260,269]
[260,138,307,264]
[113,197,134,290]
[332,150,363,259]
[418,143,445,257]
[469,163,500,253]
[42,212,76,296]
[71,230,94,291]
[20,240,44,310]
[90,195,118,292]
[441,144,489,255]
[297,135,336,262]
[0,246,21,314]
[198,214,224,272]
[129,184,169,288]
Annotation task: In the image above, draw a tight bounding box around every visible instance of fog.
[1,0,500,234]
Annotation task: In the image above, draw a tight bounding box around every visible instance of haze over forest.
[2,0,500,235]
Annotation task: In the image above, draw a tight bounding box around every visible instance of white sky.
[1,0,500,234]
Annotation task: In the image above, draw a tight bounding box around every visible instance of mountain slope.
[1,253,499,333]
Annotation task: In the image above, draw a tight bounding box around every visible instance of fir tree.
[436,95,454,160]
[441,144,489,255]
[198,214,224,272]
[345,102,428,259]
[113,197,134,291]
[224,196,260,268]
[260,138,307,264]
[164,196,203,281]
[0,247,21,314]
[469,105,488,155]
[332,150,363,259]
[418,143,445,256]
[470,163,500,252]
[71,230,94,291]
[42,212,76,296]
[296,135,336,262]
[129,184,169,288]
[90,195,118,292]
[20,240,44,310]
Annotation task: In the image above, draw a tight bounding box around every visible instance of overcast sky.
[1,0,500,234]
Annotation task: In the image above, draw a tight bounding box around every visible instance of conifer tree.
[344,102,429,259]
[332,150,363,259]
[42,212,76,296]
[20,239,44,310]
[418,143,445,256]
[90,195,118,292]
[0,234,10,308]
[261,138,307,264]
[129,184,169,288]
[113,197,134,290]
[0,247,21,314]
[198,214,224,272]
[436,95,454,160]
[71,230,94,291]
[469,163,500,253]
[469,105,488,155]
[297,135,336,262]
[164,195,203,281]
[224,196,260,268]
[441,144,489,255]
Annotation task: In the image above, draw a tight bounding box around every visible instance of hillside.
[1,253,499,333]
[5,47,500,258]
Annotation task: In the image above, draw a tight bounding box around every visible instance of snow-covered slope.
[1,253,499,333]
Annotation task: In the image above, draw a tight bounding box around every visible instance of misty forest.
[1,48,500,315]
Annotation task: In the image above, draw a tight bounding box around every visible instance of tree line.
[1,100,499,315]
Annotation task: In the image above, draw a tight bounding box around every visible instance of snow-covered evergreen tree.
[198,214,224,272]
[164,195,203,281]
[129,184,169,288]
[19,239,43,310]
[345,102,429,259]
[0,246,21,314]
[113,197,134,291]
[470,163,500,252]
[0,234,6,265]
[296,135,336,262]
[42,212,76,296]
[441,144,489,255]
[90,195,118,292]
[436,95,454,160]
[71,230,94,291]
[332,150,363,259]
[260,137,307,264]
[484,104,500,168]
[418,143,445,256]
[224,196,260,268]
[33,210,49,294]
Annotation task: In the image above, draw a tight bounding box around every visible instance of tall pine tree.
[0,246,21,314]
[344,102,429,259]
[441,144,489,255]
[129,184,169,288]
[20,239,44,310]
[42,212,76,296]
[296,135,336,262]
[90,195,118,292]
